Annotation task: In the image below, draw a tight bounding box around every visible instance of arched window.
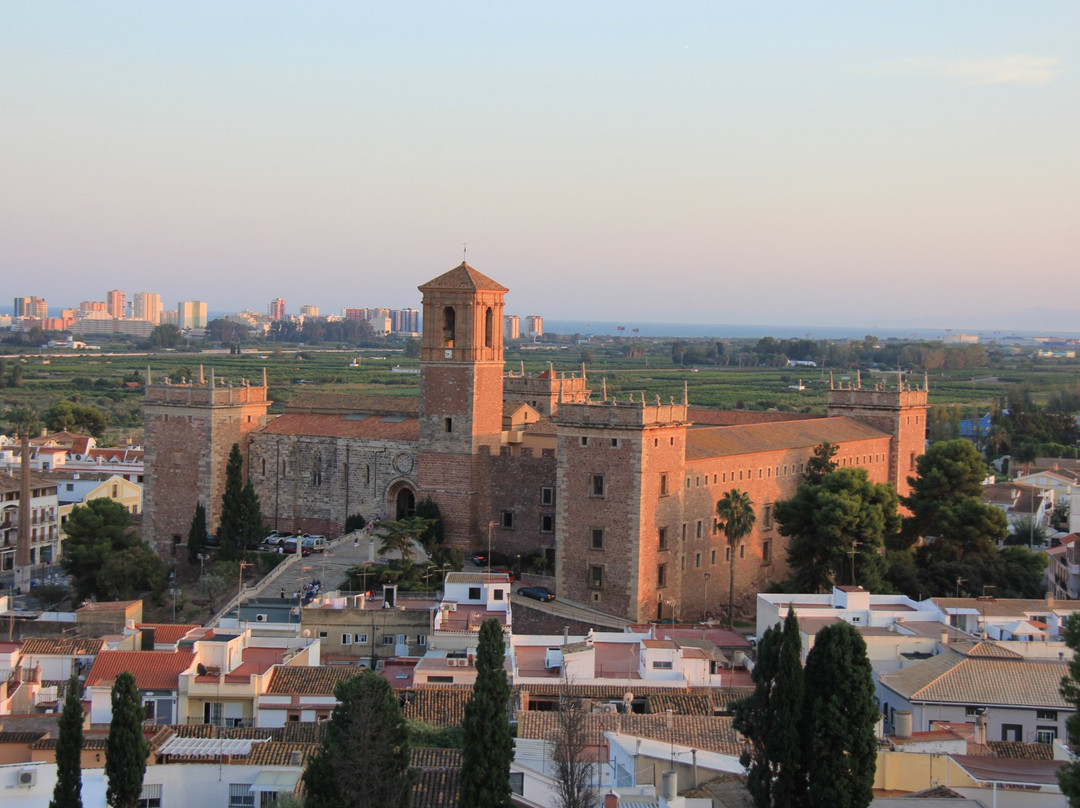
[485,307,494,348]
[442,307,456,347]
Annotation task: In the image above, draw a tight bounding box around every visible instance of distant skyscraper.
[79,301,107,314]
[13,296,47,319]
[177,300,208,330]
[107,289,126,319]
[505,314,521,340]
[526,315,544,337]
[392,308,420,333]
[161,309,179,326]
[132,292,162,324]
[343,308,363,322]
[299,305,319,318]
[269,298,286,320]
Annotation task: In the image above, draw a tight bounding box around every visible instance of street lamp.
[235,561,252,624]
[197,553,208,579]
[703,573,711,622]
[170,586,181,623]
[665,598,677,630]
[487,521,496,572]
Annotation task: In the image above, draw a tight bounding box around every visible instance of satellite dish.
[302,629,311,638]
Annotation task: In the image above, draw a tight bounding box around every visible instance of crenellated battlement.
[555,393,689,429]
[144,367,269,407]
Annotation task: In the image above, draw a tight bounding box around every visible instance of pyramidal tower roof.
[418,262,508,293]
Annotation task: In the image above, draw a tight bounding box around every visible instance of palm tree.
[715,489,756,629]
[377,516,435,563]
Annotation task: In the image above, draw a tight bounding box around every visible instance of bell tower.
[417,262,508,547]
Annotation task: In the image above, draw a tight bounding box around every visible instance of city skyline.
[2,3,1077,329]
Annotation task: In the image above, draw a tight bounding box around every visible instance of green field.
[2,336,1078,445]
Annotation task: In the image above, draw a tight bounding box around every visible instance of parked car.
[264,531,292,546]
[283,538,311,556]
[517,586,555,602]
[302,536,328,553]
[489,568,516,582]
[470,554,487,566]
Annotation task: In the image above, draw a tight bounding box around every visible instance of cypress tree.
[105,671,149,808]
[303,670,411,808]
[188,502,207,563]
[460,618,514,808]
[733,608,804,808]
[239,481,264,551]
[768,609,805,808]
[801,622,878,808]
[50,674,84,808]
[217,443,245,560]
[1057,612,1080,802]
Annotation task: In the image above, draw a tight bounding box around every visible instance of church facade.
[142,262,927,622]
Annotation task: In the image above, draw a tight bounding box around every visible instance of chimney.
[661,771,678,801]
[1047,591,1055,609]
[894,710,913,740]
[603,792,619,808]
[941,630,949,646]
[691,748,698,788]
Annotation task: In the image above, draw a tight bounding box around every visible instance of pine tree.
[732,608,804,808]
[460,618,514,808]
[801,622,878,808]
[188,502,207,563]
[217,443,245,560]
[50,674,84,808]
[105,672,149,808]
[303,670,412,808]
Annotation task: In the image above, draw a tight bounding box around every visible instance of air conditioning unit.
[18,768,36,787]
[601,703,619,714]
[256,614,268,622]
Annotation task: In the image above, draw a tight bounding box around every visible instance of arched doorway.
[389,484,416,520]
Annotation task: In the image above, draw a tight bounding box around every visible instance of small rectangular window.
[652,660,673,670]
[541,486,554,505]
[694,552,701,568]
[610,438,619,448]
[659,474,668,496]
[590,528,604,550]
[444,417,453,433]
[658,527,667,550]
[740,545,746,559]
[501,510,514,529]
[580,436,589,446]
[763,504,773,530]
[590,474,605,497]
[468,587,482,600]
[540,514,554,533]
[493,589,504,600]
[711,549,717,565]
[695,520,703,539]
[356,633,367,644]
[590,565,604,589]
[762,540,771,565]
[418,635,427,646]
[382,635,395,645]
[1038,709,1059,720]
[657,564,667,588]
[341,634,352,645]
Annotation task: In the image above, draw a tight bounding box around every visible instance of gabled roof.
[878,648,1069,708]
[418,262,508,293]
[85,650,196,690]
[685,417,887,460]
[518,711,742,756]
[284,392,419,416]
[136,624,201,646]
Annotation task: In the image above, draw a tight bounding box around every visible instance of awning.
[158,737,269,757]
[250,771,301,793]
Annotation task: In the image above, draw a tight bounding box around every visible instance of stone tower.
[554,393,690,621]
[142,369,271,555]
[417,263,508,548]
[826,373,929,500]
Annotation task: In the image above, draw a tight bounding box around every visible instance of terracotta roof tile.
[85,650,195,691]
[0,731,49,744]
[685,417,887,460]
[932,597,1080,618]
[987,740,1055,760]
[284,391,419,415]
[518,712,742,755]
[688,409,825,426]
[418,263,508,293]
[247,741,319,766]
[411,748,462,768]
[19,637,104,656]
[266,666,360,695]
[410,766,461,808]
[136,624,201,645]
[879,649,1070,708]
[402,688,472,727]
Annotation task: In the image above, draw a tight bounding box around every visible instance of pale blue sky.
[2,3,1077,329]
